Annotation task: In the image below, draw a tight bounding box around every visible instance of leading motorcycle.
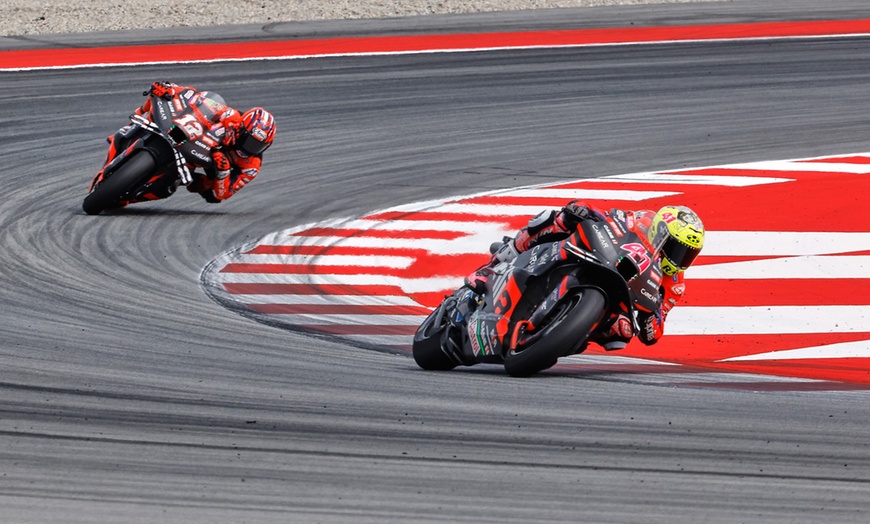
[83,90,225,215]
[412,213,664,377]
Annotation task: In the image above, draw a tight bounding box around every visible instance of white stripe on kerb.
[667,306,870,335]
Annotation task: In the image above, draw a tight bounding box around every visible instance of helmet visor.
[661,236,701,271]
[237,131,269,156]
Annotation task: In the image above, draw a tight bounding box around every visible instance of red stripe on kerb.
[462,195,646,207]
[246,245,423,255]
[5,19,870,69]
[683,279,870,307]
[674,381,870,391]
[366,211,527,224]
[300,324,419,335]
[222,283,407,295]
[220,263,410,275]
[247,303,432,315]
[800,156,870,164]
[292,227,466,240]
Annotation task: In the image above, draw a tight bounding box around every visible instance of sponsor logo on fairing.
[603,224,618,243]
[592,224,613,251]
[640,287,658,303]
[156,101,168,122]
[189,149,210,163]
[468,318,481,356]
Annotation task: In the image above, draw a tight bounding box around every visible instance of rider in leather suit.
[99,81,276,204]
[465,200,705,350]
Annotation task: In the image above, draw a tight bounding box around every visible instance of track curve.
[4,3,870,522]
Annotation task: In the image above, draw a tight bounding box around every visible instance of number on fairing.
[173,114,203,138]
[621,243,651,273]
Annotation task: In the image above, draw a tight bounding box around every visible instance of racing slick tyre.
[83,151,156,215]
[503,287,606,378]
[412,304,458,371]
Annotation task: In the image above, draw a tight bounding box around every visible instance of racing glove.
[146,81,178,100]
[559,200,605,229]
[212,151,231,180]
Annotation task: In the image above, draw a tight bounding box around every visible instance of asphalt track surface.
[4,1,870,522]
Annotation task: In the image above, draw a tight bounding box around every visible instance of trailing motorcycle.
[412,214,664,377]
[83,90,225,215]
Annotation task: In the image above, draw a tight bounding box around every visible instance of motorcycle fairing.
[465,238,587,358]
[88,136,149,192]
[144,94,224,185]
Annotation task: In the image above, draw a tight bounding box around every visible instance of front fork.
[508,274,605,352]
[90,126,141,192]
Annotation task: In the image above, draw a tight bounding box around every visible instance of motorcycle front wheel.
[83,151,156,215]
[412,303,459,371]
[503,287,606,378]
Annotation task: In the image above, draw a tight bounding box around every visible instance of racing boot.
[592,314,633,351]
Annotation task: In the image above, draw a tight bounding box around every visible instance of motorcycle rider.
[465,200,705,350]
[99,81,276,204]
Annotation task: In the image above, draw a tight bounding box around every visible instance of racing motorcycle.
[82,90,225,215]
[412,214,664,377]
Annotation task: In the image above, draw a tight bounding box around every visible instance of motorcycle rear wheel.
[83,151,156,215]
[503,287,606,378]
[412,304,458,371]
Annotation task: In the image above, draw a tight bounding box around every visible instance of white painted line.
[702,232,870,257]
[721,339,870,361]
[720,160,870,174]
[668,305,870,335]
[687,255,870,280]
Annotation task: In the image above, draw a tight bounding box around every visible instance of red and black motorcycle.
[412,213,664,377]
[83,90,225,215]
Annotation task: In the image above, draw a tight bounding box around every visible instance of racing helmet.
[648,205,705,276]
[235,108,276,157]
